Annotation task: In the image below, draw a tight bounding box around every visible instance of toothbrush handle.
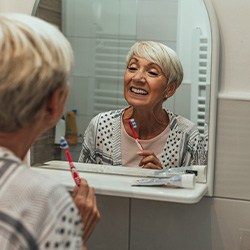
[65,149,73,163]
[135,138,144,151]
[65,150,81,186]
[69,162,81,186]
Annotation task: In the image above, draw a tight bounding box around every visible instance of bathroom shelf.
[32,161,208,204]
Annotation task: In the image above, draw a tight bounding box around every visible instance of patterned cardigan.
[78,108,207,168]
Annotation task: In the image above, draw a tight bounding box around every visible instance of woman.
[79,41,205,169]
[0,13,100,249]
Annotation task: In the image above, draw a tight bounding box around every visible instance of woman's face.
[124,56,168,109]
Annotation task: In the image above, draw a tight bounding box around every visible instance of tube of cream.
[154,165,207,183]
[132,174,195,189]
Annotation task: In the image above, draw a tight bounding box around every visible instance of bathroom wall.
[209,0,250,248]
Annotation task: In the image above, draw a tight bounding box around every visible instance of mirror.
[31,0,213,174]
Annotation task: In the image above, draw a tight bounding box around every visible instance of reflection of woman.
[79,41,206,169]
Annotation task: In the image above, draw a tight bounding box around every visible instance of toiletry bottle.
[65,110,78,145]
[54,116,66,144]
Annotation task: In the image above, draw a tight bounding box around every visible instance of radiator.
[191,28,211,136]
[93,38,134,115]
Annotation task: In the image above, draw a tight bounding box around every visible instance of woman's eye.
[127,66,137,71]
[148,71,159,76]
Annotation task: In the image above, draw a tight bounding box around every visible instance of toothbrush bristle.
[60,136,69,149]
[129,118,137,128]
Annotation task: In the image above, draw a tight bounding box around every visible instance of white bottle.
[54,117,66,144]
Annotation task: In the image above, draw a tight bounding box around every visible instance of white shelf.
[32,161,208,204]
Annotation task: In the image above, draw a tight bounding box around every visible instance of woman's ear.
[165,82,178,99]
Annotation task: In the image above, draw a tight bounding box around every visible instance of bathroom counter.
[32,161,208,204]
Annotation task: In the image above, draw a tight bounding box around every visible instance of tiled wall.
[87,195,250,250]
[214,98,250,200]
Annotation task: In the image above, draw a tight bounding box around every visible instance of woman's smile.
[130,87,148,95]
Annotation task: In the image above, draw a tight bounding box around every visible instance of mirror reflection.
[31,0,211,166]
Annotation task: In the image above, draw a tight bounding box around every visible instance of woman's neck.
[123,106,169,139]
[0,130,33,160]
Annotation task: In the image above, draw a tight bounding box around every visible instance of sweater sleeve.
[78,114,100,163]
[181,124,204,166]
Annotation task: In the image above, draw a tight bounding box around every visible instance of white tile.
[94,0,120,37]
[119,0,137,37]
[62,0,97,37]
[211,198,250,250]
[136,0,178,40]
[214,99,250,201]
[163,96,174,112]
[87,195,129,250]
[68,37,95,77]
[67,76,95,117]
[163,68,189,116]
[175,83,191,120]
[130,197,212,250]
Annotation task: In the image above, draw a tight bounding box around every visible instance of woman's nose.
[132,70,146,82]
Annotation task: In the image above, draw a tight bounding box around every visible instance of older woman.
[79,41,205,169]
[0,13,99,250]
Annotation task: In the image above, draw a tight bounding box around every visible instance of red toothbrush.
[60,136,81,186]
[128,118,144,151]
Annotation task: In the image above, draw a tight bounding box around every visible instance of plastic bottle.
[65,110,78,145]
[54,116,66,144]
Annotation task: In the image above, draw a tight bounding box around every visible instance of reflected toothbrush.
[128,118,144,151]
[60,136,81,186]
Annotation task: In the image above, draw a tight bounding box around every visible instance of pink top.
[121,120,170,167]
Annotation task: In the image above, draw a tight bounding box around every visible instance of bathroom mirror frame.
[30,0,220,197]
[203,0,219,196]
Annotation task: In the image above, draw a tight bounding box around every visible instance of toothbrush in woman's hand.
[128,118,144,151]
[129,119,163,169]
[60,136,81,186]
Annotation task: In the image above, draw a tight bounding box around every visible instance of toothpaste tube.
[154,165,207,183]
[132,174,195,189]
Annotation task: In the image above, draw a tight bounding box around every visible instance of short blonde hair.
[0,13,74,132]
[126,41,183,87]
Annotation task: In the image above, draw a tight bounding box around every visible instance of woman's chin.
[126,101,149,108]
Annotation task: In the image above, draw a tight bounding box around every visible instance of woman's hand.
[137,150,163,169]
[72,178,101,244]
